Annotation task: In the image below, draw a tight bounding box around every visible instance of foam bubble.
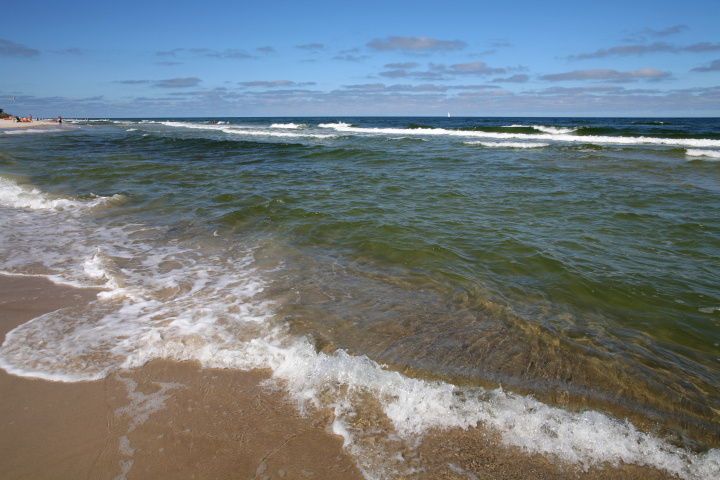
[114,376,185,432]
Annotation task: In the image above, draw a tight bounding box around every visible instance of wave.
[270,123,306,129]
[465,141,550,148]
[318,123,720,148]
[2,128,64,135]
[0,176,122,212]
[562,143,607,151]
[686,149,720,160]
[161,121,335,139]
[503,124,578,134]
[1,266,717,479]
[1,176,718,479]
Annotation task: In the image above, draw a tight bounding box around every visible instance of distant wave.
[162,121,334,139]
[318,122,720,148]
[270,123,306,129]
[503,124,578,134]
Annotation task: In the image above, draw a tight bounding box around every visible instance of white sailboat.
[448,112,451,117]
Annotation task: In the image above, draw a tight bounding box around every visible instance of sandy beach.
[0,274,679,480]
[0,120,61,130]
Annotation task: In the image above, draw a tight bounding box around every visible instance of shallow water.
[1,117,719,479]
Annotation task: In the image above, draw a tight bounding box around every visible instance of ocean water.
[1,117,719,479]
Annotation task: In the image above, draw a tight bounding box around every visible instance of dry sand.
[0,120,60,130]
[0,274,676,479]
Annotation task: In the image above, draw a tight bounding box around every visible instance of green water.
[1,117,719,454]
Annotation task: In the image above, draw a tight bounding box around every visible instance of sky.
[1,0,719,117]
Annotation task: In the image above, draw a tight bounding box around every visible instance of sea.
[1,117,719,479]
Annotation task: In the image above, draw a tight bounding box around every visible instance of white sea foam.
[465,141,550,148]
[699,307,720,314]
[534,125,578,134]
[2,128,63,135]
[115,376,185,432]
[0,176,119,211]
[270,123,305,129]
[500,124,578,134]
[221,127,334,139]
[686,149,720,159]
[122,325,720,479]
[161,121,334,139]
[0,176,718,479]
[386,136,428,141]
[0,176,128,290]
[318,123,720,148]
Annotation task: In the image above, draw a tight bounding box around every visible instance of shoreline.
[0,274,679,479]
[0,120,62,130]
[0,275,362,479]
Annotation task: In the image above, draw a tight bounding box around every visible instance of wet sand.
[0,274,675,479]
[0,275,362,479]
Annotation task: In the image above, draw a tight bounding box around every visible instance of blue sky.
[1,0,719,117]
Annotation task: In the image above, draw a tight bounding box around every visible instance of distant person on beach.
[58,116,62,124]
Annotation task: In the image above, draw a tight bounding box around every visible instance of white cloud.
[367,36,466,52]
[492,74,529,83]
[154,77,202,88]
[0,39,40,57]
[238,80,316,87]
[692,59,720,73]
[540,68,670,82]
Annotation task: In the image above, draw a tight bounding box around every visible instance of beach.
[1,117,718,479]
[0,274,676,479]
[0,119,61,130]
[0,275,363,480]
